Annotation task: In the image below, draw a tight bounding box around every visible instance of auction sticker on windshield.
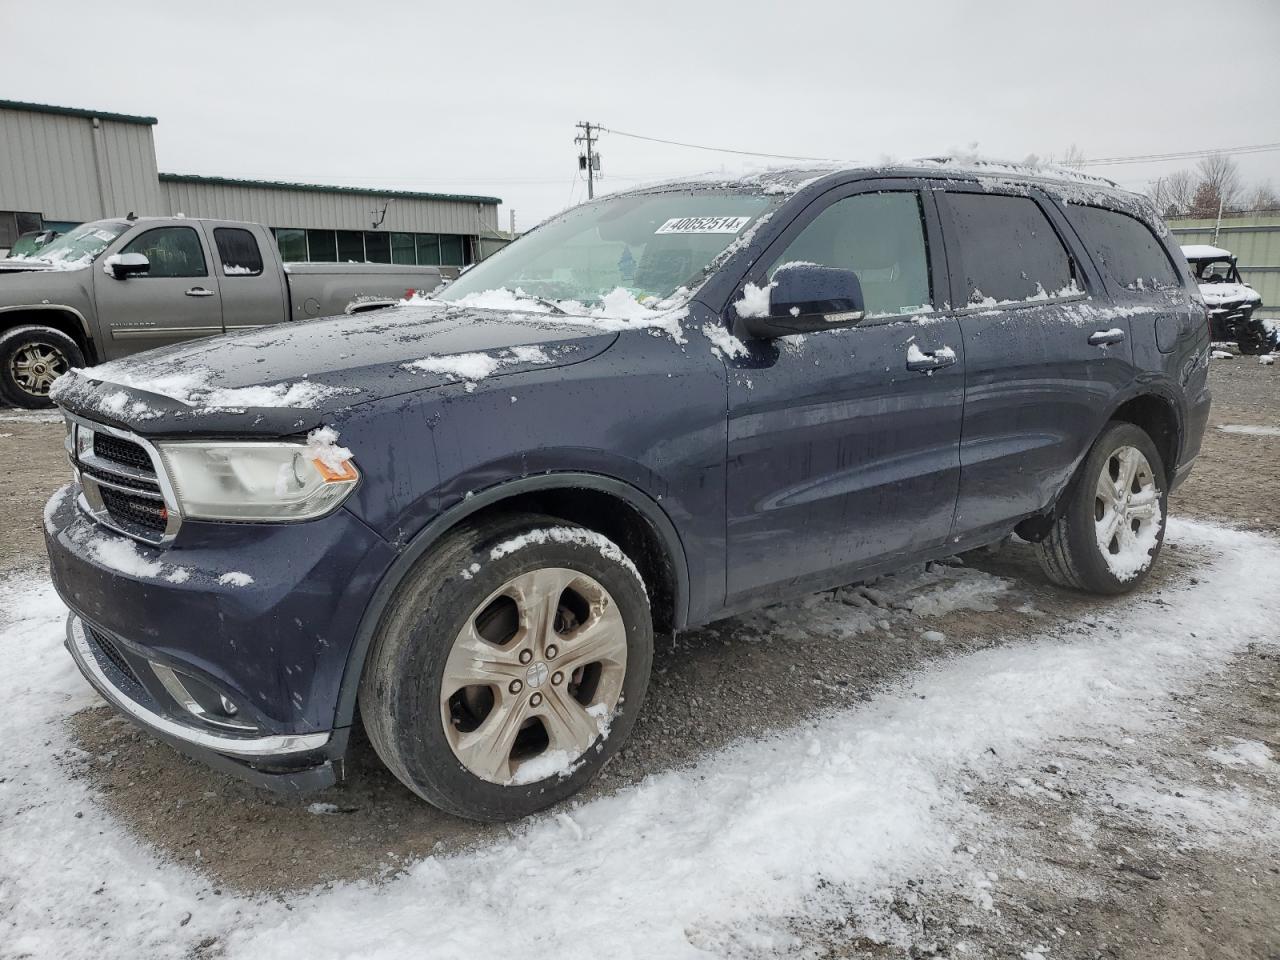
[655,216,751,234]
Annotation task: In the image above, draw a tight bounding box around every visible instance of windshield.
[438,191,777,308]
[1194,259,1238,283]
[24,220,130,265]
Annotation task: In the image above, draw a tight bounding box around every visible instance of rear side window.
[767,191,932,316]
[940,193,1075,305]
[1067,205,1180,292]
[121,226,207,278]
[214,227,264,277]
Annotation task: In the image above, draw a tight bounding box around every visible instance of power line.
[600,126,838,163]
[1080,142,1280,167]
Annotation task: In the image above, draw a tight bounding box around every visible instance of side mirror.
[737,263,865,339]
[104,252,150,280]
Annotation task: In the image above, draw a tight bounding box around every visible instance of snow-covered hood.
[50,303,621,437]
[1198,281,1262,307]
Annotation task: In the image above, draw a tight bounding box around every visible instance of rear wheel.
[0,325,83,408]
[1034,422,1168,594]
[359,513,653,821]
[1237,320,1278,356]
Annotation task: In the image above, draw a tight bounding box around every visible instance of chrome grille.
[66,415,181,545]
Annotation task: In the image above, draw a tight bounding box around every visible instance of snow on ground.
[2,519,1279,959]
[0,409,63,423]
[1218,423,1280,437]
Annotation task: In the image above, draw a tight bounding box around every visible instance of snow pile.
[1217,424,1280,437]
[1206,738,1275,770]
[303,426,354,472]
[701,322,750,359]
[734,281,775,319]
[1210,350,1234,360]
[0,409,64,424]
[1259,354,1275,366]
[404,345,554,389]
[217,572,254,588]
[4,519,1280,958]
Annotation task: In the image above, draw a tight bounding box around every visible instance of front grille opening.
[93,433,153,472]
[99,486,168,533]
[86,624,139,685]
[78,462,160,493]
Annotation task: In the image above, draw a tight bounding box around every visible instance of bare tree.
[1195,153,1243,211]
[1055,144,1087,169]
[1245,181,1280,213]
[1147,169,1197,217]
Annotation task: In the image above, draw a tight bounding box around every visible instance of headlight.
[155,440,359,522]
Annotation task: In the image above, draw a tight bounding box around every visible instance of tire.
[1034,422,1168,595]
[359,512,653,821]
[1236,320,1277,356]
[0,324,83,408]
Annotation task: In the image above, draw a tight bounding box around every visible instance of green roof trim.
[0,98,157,126]
[159,172,501,206]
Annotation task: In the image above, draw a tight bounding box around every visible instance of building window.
[440,234,466,266]
[275,228,306,263]
[337,231,365,263]
[364,232,391,263]
[307,229,338,263]
[392,232,416,265]
[416,234,440,265]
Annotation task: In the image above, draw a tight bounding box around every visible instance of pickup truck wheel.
[359,513,653,821]
[1034,422,1167,595]
[0,325,83,408]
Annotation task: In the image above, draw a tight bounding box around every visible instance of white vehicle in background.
[1181,244,1271,354]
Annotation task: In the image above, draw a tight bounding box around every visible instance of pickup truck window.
[121,226,208,278]
[438,191,776,305]
[942,193,1074,304]
[213,227,264,276]
[20,219,129,265]
[767,192,933,317]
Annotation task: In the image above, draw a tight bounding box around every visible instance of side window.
[767,192,932,316]
[213,227,264,276]
[1067,205,1181,292]
[121,226,207,279]
[941,193,1075,304]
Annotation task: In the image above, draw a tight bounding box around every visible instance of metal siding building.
[1169,214,1280,320]
[0,100,502,264]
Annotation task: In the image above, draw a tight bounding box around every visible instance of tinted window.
[1068,205,1181,292]
[439,234,466,266]
[213,227,263,276]
[416,234,440,265]
[337,230,365,262]
[123,226,207,278]
[392,232,416,265]
[941,193,1074,304]
[275,228,306,263]
[364,232,391,263]
[767,191,932,316]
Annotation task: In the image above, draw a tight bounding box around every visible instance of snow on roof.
[1181,244,1233,260]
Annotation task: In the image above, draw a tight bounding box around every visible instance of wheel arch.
[0,305,97,362]
[334,471,690,729]
[1106,389,1181,487]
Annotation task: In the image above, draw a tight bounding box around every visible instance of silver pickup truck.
[0,216,442,407]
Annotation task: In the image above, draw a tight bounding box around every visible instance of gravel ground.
[2,355,1277,958]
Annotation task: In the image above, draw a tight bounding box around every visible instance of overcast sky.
[3,0,1277,228]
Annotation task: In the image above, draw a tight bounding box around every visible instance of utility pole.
[575,121,599,199]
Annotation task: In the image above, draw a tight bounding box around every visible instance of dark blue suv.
[45,162,1210,821]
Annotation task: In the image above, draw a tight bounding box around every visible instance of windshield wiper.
[526,296,567,315]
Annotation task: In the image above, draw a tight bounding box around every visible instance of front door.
[932,185,1136,543]
[93,223,224,358]
[723,183,965,606]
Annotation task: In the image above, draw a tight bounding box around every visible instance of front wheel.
[1034,422,1168,594]
[359,513,653,821]
[0,324,83,408]
[1236,319,1278,356]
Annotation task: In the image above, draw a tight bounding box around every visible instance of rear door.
[933,184,1136,544]
[202,223,289,332]
[92,223,224,358]
[723,181,965,605]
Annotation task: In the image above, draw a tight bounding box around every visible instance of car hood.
[51,303,620,437]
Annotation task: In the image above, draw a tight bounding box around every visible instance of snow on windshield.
[16,221,130,267]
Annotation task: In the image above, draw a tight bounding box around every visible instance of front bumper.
[66,614,342,791]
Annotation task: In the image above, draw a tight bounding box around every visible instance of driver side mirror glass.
[104,252,150,280]
[737,263,865,339]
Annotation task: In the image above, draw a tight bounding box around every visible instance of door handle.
[906,345,957,372]
[185,287,215,298]
[1088,328,1126,346]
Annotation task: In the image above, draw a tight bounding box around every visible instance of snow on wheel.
[359,513,653,821]
[1034,422,1168,595]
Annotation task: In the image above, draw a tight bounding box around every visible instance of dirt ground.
[3,355,1277,958]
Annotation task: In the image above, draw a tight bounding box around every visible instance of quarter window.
[1067,204,1181,292]
[941,193,1075,304]
[213,227,264,276]
[767,192,933,317]
[122,226,207,278]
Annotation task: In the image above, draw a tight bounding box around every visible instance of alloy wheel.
[440,566,627,784]
[9,341,68,397]
[1093,445,1162,578]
